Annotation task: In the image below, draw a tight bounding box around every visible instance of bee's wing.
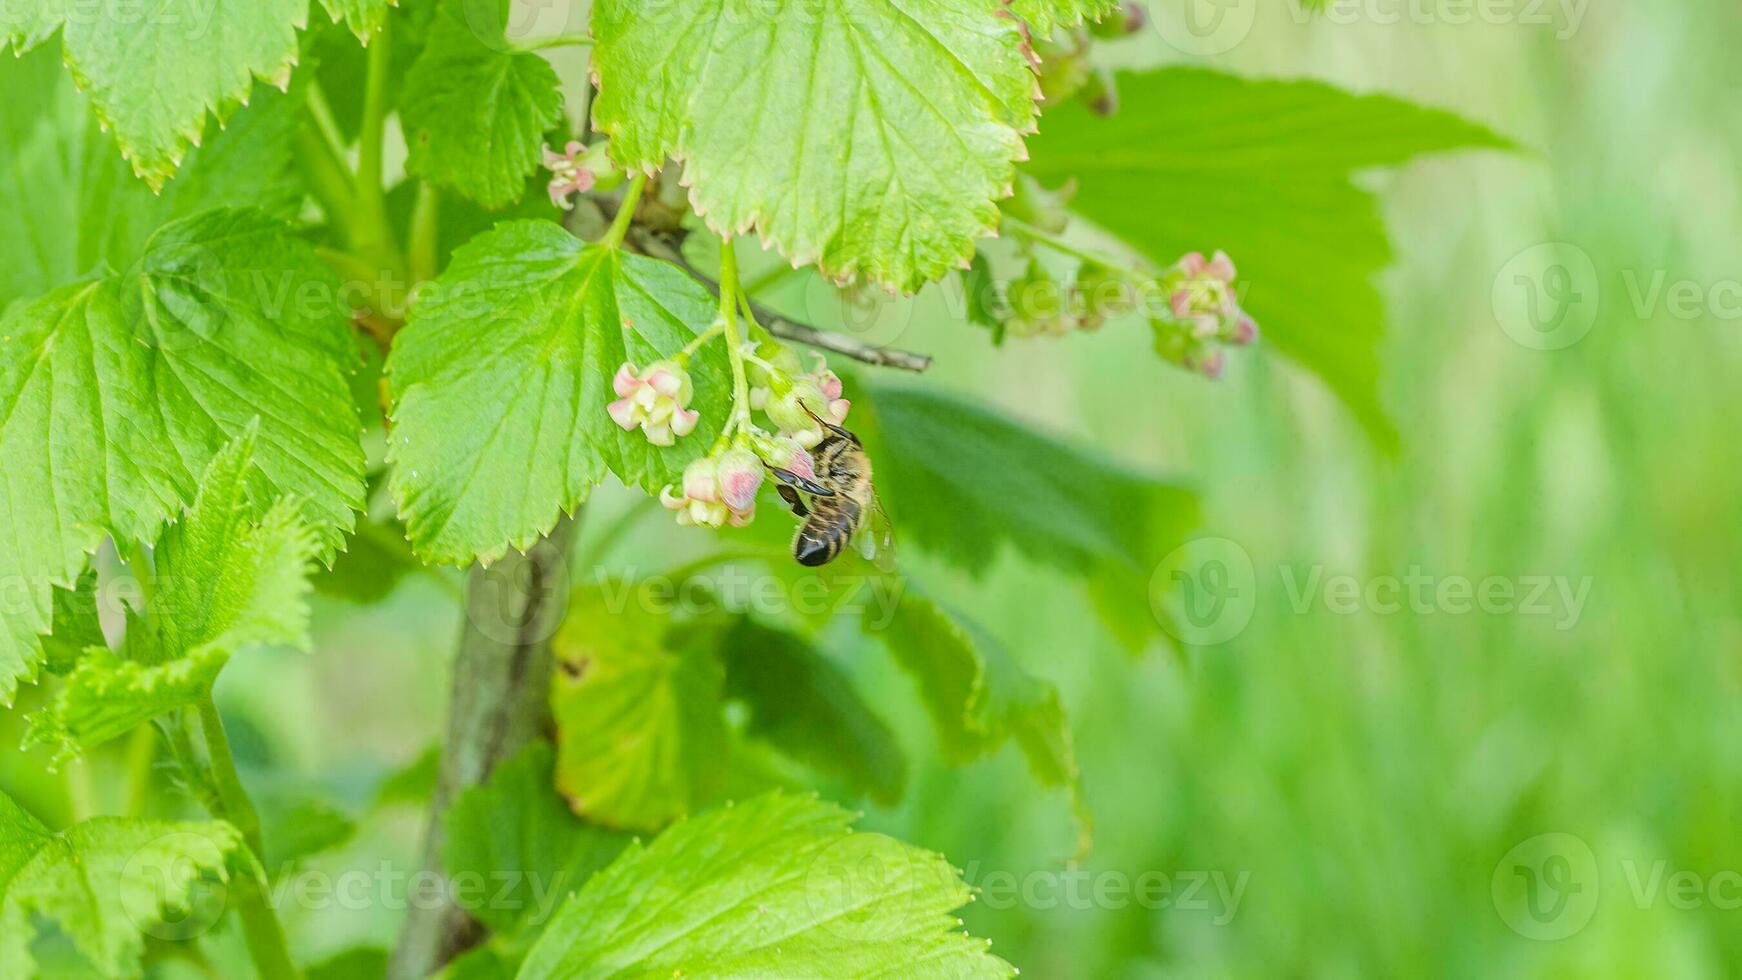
[854,495,898,572]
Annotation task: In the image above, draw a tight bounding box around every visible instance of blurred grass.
[6,1,1741,976]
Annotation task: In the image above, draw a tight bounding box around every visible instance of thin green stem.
[305,82,350,170]
[193,697,298,979]
[408,182,440,285]
[1003,216,1120,268]
[64,758,95,822]
[677,318,728,360]
[354,19,400,266]
[517,31,593,51]
[601,174,649,249]
[718,241,752,437]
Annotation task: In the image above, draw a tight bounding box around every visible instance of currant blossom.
[542,140,623,210]
[607,360,699,446]
[659,447,763,528]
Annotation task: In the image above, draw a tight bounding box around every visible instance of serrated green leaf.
[388,222,728,564]
[399,0,564,208]
[592,0,1038,293]
[548,586,728,832]
[869,588,1091,855]
[42,572,105,677]
[0,44,303,309]
[443,742,628,934]
[25,430,322,762]
[1010,0,1119,36]
[714,616,906,805]
[322,0,394,39]
[0,789,255,978]
[1025,67,1513,447]
[519,792,1013,979]
[5,0,309,189]
[0,208,364,703]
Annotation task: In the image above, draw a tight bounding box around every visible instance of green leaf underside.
[443,742,628,934]
[400,0,564,209]
[42,571,104,676]
[0,209,361,703]
[26,430,321,762]
[0,44,303,309]
[518,793,1013,979]
[871,590,1091,853]
[1024,68,1513,447]
[591,0,1039,293]
[1010,0,1118,36]
[388,221,729,565]
[322,0,394,38]
[549,586,729,832]
[0,789,253,978]
[3,0,308,189]
[856,378,1197,571]
[716,617,907,805]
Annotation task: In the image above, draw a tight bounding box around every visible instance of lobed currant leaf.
[1025,67,1514,447]
[0,209,363,705]
[868,588,1092,854]
[321,0,394,39]
[442,742,628,935]
[547,586,729,833]
[591,0,1039,293]
[519,792,1013,979]
[25,429,322,764]
[2,0,309,190]
[400,0,565,209]
[387,221,730,565]
[1009,0,1120,37]
[0,789,257,978]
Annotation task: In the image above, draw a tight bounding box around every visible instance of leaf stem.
[517,31,593,51]
[718,240,752,436]
[677,318,727,360]
[1001,216,1120,268]
[408,182,441,285]
[601,173,649,249]
[354,18,400,267]
[124,724,155,817]
[193,696,299,979]
[304,81,350,170]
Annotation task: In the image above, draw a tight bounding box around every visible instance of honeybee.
[767,408,896,570]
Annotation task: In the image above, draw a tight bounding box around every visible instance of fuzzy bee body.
[768,413,894,569]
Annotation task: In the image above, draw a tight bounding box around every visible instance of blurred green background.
[7,0,1742,976]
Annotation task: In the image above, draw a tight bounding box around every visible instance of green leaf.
[0,44,303,308]
[321,0,394,39]
[519,792,1013,979]
[549,586,728,832]
[591,0,1038,293]
[714,617,906,805]
[387,222,728,564]
[443,742,627,934]
[0,209,363,704]
[25,430,321,762]
[870,589,1091,855]
[42,572,105,677]
[306,946,391,980]
[847,379,1197,649]
[0,789,255,978]
[1024,67,1513,446]
[5,0,309,189]
[400,0,565,209]
[257,788,357,868]
[1009,0,1119,36]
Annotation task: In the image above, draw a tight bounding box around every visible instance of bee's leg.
[800,402,858,444]
[767,465,835,497]
[776,484,809,517]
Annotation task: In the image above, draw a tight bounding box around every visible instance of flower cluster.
[542,140,624,210]
[660,447,764,528]
[1150,250,1258,379]
[607,360,699,446]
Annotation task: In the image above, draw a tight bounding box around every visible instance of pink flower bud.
[816,370,843,401]
[716,447,764,513]
[612,362,639,398]
[1228,314,1259,345]
[609,359,700,446]
[1205,250,1236,282]
[680,457,718,503]
[606,398,638,431]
